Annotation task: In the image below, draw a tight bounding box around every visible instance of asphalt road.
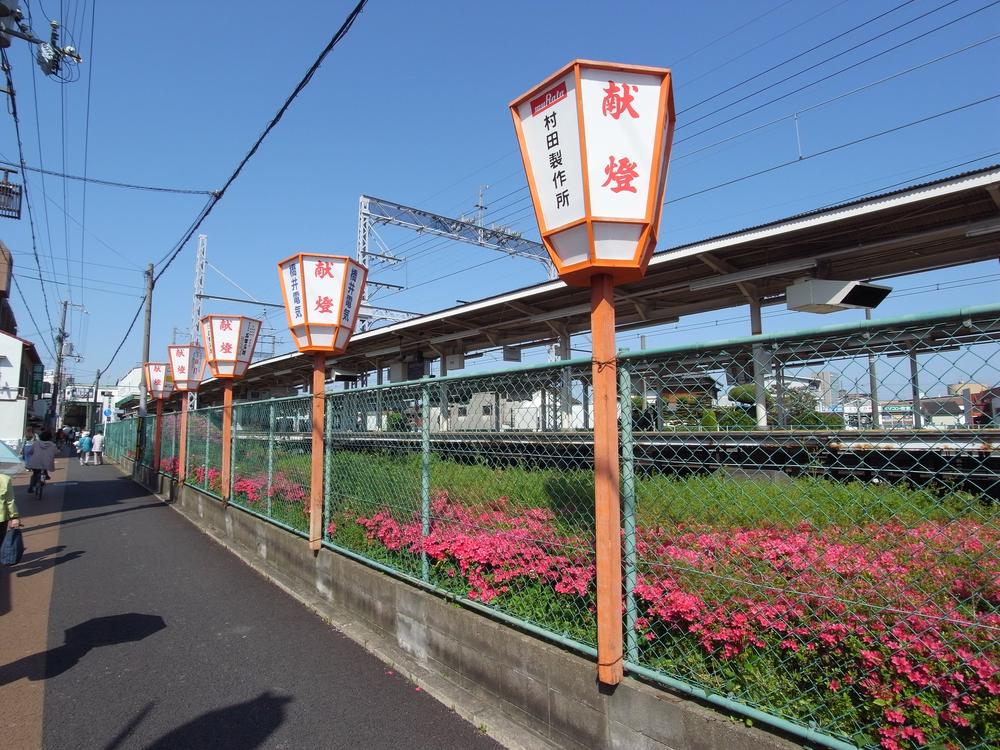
[27,460,502,750]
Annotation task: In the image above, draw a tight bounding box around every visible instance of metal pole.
[309,353,325,551]
[178,396,189,483]
[49,299,68,429]
[323,391,333,541]
[909,351,923,429]
[139,263,154,416]
[204,409,210,490]
[266,400,275,515]
[90,368,101,432]
[221,382,233,504]
[421,382,431,582]
[153,398,163,473]
[619,360,638,665]
[750,299,768,428]
[591,274,623,686]
[559,329,573,429]
[865,309,881,429]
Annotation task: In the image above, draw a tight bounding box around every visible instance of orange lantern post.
[277,253,367,550]
[167,343,207,484]
[200,315,261,505]
[511,60,675,685]
[143,362,175,474]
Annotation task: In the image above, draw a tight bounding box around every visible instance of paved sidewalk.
[1,460,502,750]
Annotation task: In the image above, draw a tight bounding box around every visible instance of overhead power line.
[680,0,922,114]
[0,158,217,195]
[677,0,1000,140]
[12,276,56,360]
[100,0,370,375]
[1,48,56,350]
[665,93,1000,205]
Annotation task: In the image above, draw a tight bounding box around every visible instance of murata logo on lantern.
[511,60,676,286]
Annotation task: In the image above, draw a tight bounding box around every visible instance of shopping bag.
[1,526,24,565]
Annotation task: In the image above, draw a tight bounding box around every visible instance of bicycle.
[29,469,48,501]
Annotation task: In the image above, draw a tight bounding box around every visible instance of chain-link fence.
[324,361,600,648]
[97,303,999,750]
[103,419,132,462]
[185,406,223,498]
[229,395,313,534]
[159,411,181,477]
[618,305,999,750]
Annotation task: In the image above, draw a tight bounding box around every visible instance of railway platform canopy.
[195,164,1000,403]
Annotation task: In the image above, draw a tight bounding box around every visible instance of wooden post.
[221,382,233,505]
[153,399,164,473]
[309,353,325,551]
[591,273,623,686]
[178,397,189,483]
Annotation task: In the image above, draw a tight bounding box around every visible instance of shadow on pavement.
[25,502,163,533]
[0,613,166,686]
[141,693,292,750]
[13,545,85,578]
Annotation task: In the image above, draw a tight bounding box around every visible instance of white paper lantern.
[167,344,207,391]
[510,60,676,286]
[199,315,261,378]
[277,253,368,353]
[144,362,175,400]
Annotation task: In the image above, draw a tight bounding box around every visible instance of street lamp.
[200,315,261,504]
[277,253,367,549]
[167,343,207,484]
[510,59,675,685]
[143,362,175,473]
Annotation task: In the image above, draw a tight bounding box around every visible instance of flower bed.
[330,487,998,749]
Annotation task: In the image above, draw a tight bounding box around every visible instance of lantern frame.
[276,253,368,354]
[167,344,207,392]
[510,59,676,287]
[199,315,261,379]
[143,362,175,400]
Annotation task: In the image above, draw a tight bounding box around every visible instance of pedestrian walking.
[26,430,57,494]
[90,431,104,465]
[0,471,21,541]
[77,431,93,466]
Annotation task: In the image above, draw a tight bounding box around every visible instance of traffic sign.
[103,408,112,418]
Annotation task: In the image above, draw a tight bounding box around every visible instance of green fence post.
[204,411,210,491]
[266,401,275,517]
[323,395,332,541]
[619,359,638,664]
[230,404,238,499]
[421,383,431,582]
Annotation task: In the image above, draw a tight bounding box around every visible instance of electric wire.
[1,48,57,351]
[680,0,922,115]
[78,0,95,307]
[12,276,56,360]
[665,92,1000,205]
[100,0,370,375]
[677,0,1000,140]
[0,159,218,194]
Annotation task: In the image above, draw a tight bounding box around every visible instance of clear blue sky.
[1,0,997,386]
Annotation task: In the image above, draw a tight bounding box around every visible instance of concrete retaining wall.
[117,458,807,750]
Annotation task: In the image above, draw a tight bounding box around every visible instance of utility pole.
[90,368,102,431]
[48,299,68,428]
[188,235,207,410]
[139,263,154,416]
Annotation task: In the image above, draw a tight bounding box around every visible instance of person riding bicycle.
[26,429,57,495]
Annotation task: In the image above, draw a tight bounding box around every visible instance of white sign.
[144,363,175,400]
[513,72,585,234]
